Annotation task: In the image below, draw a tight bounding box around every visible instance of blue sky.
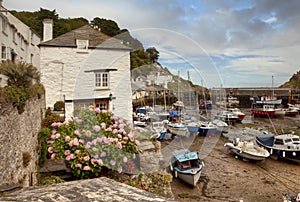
[3,0,300,88]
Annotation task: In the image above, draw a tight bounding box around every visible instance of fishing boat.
[256,133,300,162]
[169,149,204,186]
[218,110,238,123]
[251,104,275,118]
[224,138,270,161]
[284,108,299,117]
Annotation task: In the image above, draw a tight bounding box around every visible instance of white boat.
[274,108,286,117]
[170,149,204,187]
[227,108,245,122]
[198,121,218,135]
[167,122,189,137]
[224,138,270,161]
[211,119,228,133]
[218,111,238,123]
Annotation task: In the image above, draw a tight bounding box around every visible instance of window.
[2,20,7,34]
[1,45,6,61]
[76,39,89,50]
[96,103,107,110]
[95,72,109,88]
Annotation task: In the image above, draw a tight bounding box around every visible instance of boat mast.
[272,75,274,97]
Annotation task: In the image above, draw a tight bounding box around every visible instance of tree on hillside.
[146,47,159,63]
[91,17,121,36]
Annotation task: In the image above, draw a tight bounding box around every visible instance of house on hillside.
[0,2,40,86]
[39,20,133,121]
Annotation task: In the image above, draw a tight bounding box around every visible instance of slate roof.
[39,25,131,50]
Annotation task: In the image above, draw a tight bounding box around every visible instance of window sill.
[94,87,110,91]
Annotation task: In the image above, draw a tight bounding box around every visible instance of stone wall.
[0,96,45,190]
[0,177,170,201]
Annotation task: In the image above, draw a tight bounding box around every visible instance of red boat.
[251,104,275,118]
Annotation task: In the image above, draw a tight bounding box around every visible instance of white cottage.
[39,20,133,121]
[0,2,40,86]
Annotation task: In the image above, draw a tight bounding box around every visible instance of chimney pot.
[43,19,53,42]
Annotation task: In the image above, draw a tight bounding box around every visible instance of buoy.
[283,151,285,158]
[235,155,238,159]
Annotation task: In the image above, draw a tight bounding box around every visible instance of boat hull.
[167,124,189,136]
[175,169,202,187]
[251,109,275,117]
[226,146,268,161]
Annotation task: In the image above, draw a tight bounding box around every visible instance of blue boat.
[169,149,204,186]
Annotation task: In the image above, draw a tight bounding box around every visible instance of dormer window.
[76,39,89,50]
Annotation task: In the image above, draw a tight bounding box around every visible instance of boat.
[218,110,238,123]
[227,96,239,107]
[274,108,286,117]
[224,138,270,161]
[198,121,217,135]
[254,96,282,107]
[256,133,300,162]
[169,149,204,186]
[227,108,245,122]
[211,119,229,134]
[284,108,299,117]
[167,122,189,137]
[251,104,275,118]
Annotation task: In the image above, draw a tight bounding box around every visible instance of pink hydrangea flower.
[50,153,56,160]
[65,156,71,161]
[135,140,140,146]
[123,156,128,163]
[86,130,92,137]
[112,129,118,134]
[106,127,112,132]
[110,160,116,166]
[118,167,123,173]
[74,130,80,136]
[65,136,71,142]
[97,159,103,165]
[51,134,56,139]
[83,156,90,161]
[100,151,106,157]
[75,163,82,168]
[100,122,106,129]
[73,138,79,146]
[95,108,101,113]
[117,134,122,139]
[51,129,56,135]
[47,147,53,154]
[93,125,101,132]
[69,154,75,159]
[83,166,91,171]
[116,142,122,149]
[64,150,71,156]
[55,133,61,139]
[75,150,80,154]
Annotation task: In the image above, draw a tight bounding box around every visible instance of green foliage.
[28,83,45,99]
[146,47,159,63]
[38,127,51,167]
[91,17,121,36]
[53,101,65,111]
[3,85,29,114]
[0,61,40,88]
[36,176,65,186]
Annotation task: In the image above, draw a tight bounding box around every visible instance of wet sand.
[168,113,300,202]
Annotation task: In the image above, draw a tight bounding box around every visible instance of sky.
[3,0,300,88]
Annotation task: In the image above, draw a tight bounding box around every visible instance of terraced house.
[0,1,40,87]
[39,20,133,121]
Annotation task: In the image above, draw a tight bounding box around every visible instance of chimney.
[43,19,53,42]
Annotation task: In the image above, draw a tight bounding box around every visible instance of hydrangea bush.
[47,108,139,179]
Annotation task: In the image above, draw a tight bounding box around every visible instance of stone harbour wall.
[0,96,45,191]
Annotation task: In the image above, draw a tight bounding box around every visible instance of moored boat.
[224,138,270,161]
[228,108,245,122]
[167,122,189,137]
[251,104,275,118]
[170,149,204,187]
[256,133,300,162]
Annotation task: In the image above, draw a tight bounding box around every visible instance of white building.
[0,1,40,86]
[39,20,133,121]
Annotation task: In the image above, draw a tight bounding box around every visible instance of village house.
[39,20,133,121]
[0,1,40,87]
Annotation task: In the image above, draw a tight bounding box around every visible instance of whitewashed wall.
[40,46,132,121]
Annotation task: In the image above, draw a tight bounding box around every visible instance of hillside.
[280,70,300,89]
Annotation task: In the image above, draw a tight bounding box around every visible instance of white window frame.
[95,72,109,89]
[76,39,89,50]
